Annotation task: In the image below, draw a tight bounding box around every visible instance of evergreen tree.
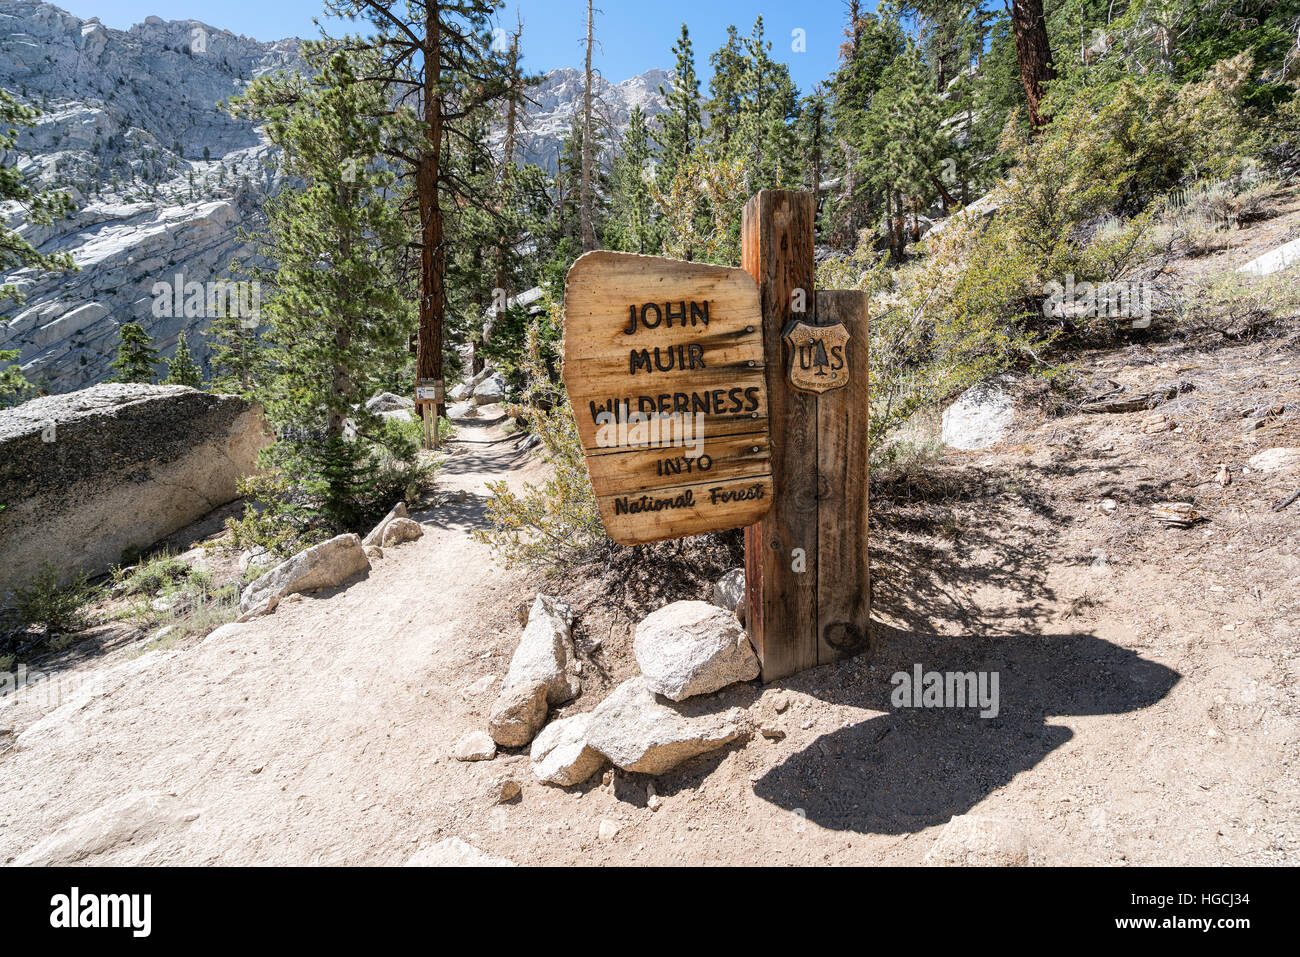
[206,304,268,396]
[655,25,703,186]
[229,46,414,532]
[111,322,160,384]
[862,45,948,261]
[606,106,661,255]
[0,350,31,406]
[164,331,202,387]
[706,25,747,154]
[823,5,908,244]
[2,88,75,404]
[326,0,515,424]
[735,17,801,189]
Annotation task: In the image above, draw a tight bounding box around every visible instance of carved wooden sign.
[783,320,851,394]
[564,251,773,545]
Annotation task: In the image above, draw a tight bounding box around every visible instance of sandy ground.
[1,203,1298,866]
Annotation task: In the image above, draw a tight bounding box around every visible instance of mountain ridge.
[1,0,668,394]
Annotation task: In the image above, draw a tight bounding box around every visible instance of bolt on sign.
[564,251,773,545]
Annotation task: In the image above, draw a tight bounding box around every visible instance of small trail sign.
[415,378,444,404]
[564,251,773,545]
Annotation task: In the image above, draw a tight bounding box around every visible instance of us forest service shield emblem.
[783,320,851,394]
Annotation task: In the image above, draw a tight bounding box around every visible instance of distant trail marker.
[564,251,772,545]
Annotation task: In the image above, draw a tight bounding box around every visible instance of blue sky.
[54,0,863,94]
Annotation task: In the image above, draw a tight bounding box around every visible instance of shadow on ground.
[752,624,1179,834]
[413,411,532,533]
[748,457,1181,833]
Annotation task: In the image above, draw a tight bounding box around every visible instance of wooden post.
[742,190,870,681]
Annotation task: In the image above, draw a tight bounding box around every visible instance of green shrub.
[111,550,189,596]
[475,302,605,570]
[225,415,436,559]
[10,564,93,636]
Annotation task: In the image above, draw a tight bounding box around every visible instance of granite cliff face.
[0,0,301,394]
[504,67,671,172]
[0,2,668,396]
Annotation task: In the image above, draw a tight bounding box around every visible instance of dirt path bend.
[0,409,542,866]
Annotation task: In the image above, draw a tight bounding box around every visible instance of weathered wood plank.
[564,250,772,546]
[814,289,870,664]
[741,190,819,681]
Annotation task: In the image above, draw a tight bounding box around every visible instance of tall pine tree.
[229,46,414,531]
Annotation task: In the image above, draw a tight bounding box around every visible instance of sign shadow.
[751,624,1180,834]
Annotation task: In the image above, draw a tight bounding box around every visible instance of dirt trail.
[0,410,542,865]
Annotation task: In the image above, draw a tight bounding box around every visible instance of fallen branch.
[1273,490,1300,512]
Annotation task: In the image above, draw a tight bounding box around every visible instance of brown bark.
[579,0,597,253]
[416,1,445,425]
[930,172,956,211]
[1011,0,1055,130]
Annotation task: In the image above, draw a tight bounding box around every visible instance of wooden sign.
[783,320,851,394]
[415,378,444,404]
[564,251,772,545]
[742,191,870,683]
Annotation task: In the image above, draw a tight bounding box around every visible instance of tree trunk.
[1011,0,1055,130]
[579,0,597,253]
[487,16,523,378]
[417,1,446,433]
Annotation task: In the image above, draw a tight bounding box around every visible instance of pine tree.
[326,0,515,425]
[735,17,800,189]
[111,322,160,384]
[1010,0,1055,129]
[606,106,661,254]
[206,306,267,396]
[229,46,414,531]
[164,331,202,387]
[823,5,908,245]
[864,45,948,261]
[580,0,599,253]
[655,25,703,186]
[706,26,747,154]
[2,88,75,404]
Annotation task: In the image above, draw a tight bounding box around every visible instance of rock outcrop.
[404,837,514,867]
[0,383,269,595]
[360,501,408,548]
[710,569,746,615]
[238,533,370,617]
[530,711,604,786]
[923,815,1030,866]
[0,1,303,393]
[585,677,745,775]
[942,380,1014,450]
[0,3,667,396]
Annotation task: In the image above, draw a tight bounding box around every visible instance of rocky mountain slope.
[506,67,670,172]
[0,1,668,396]
[0,0,301,393]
